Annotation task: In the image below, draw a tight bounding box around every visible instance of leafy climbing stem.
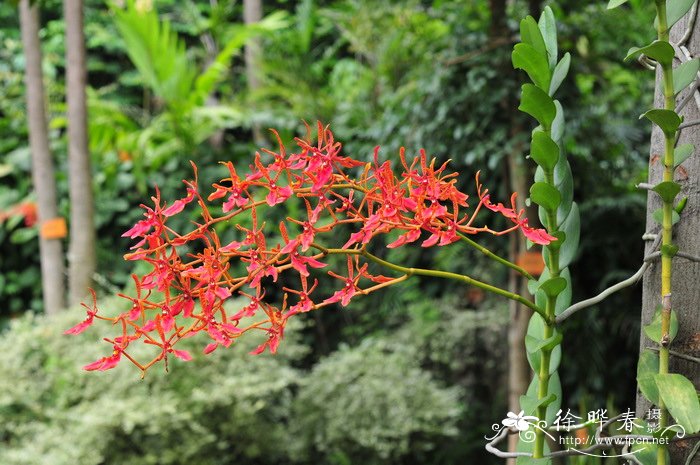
[533,176,561,458]
[655,1,674,465]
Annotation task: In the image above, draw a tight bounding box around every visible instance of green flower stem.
[654,2,674,465]
[313,244,551,323]
[457,232,535,280]
[533,169,562,458]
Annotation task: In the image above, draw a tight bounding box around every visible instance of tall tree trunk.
[244,0,265,146]
[64,0,96,305]
[19,0,65,314]
[489,0,533,460]
[506,136,534,462]
[637,9,700,465]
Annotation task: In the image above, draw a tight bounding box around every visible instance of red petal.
[249,341,268,355]
[64,319,91,335]
[162,200,186,217]
[172,349,192,361]
[521,224,556,245]
[99,354,121,371]
[421,233,440,248]
[161,314,175,333]
[83,358,106,371]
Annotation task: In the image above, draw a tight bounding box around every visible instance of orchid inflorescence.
[66,122,554,374]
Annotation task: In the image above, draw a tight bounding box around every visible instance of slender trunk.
[506,145,534,462]
[637,7,700,464]
[244,0,265,146]
[489,0,533,460]
[19,0,65,314]
[201,0,224,150]
[64,0,96,305]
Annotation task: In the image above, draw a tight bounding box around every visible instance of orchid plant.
[66,122,555,372]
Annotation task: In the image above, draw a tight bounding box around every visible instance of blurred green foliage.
[0,298,506,465]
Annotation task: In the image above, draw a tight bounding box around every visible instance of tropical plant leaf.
[530,131,560,172]
[513,43,551,91]
[643,307,678,344]
[530,182,561,212]
[537,6,557,69]
[641,109,682,136]
[625,41,674,66]
[637,349,660,405]
[652,181,681,203]
[519,84,556,129]
[675,143,694,167]
[673,58,699,95]
[654,374,700,433]
[549,53,570,96]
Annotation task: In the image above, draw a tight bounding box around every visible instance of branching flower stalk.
[65,122,555,374]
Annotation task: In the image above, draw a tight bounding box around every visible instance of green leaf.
[525,371,561,424]
[533,268,572,315]
[545,231,565,252]
[526,314,561,375]
[675,197,688,214]
[10,228,37,244]
[520,393,557,417]
[113,2,198,106]
[556,202,579,269]
[652,208,681,225]
[548,162,574,225]
[643,307,679,344]
[520,16,548,60]
[530,131,560,171]
[513,43,551,91]
[658,0,696,29]
[526,332,563,355]
[625,40,675,66]
[637,349,660,405]
[537,6,557,70]
[652,181,681,203]
[539,277,567,298]
[554,268,572,315]
[654,374,700,433]
[661,243,679,258]
[530,182,561,212]
[528,278,539,295]
[550,100,565,143]
[641,109,682,135]
[674,143,694,167]
[536,146,573,225]
[519,394,540,416]
[607,0,629,8]
[549,53,570,96]
[519,84,556,129]
[673,58,699,94]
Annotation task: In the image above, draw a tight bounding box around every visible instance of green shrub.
[0,304,303,465]
[289,339,461,465]
[0,301,465,465]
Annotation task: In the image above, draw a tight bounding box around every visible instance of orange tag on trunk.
[41,217,67,239]
[516,251,545,277]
